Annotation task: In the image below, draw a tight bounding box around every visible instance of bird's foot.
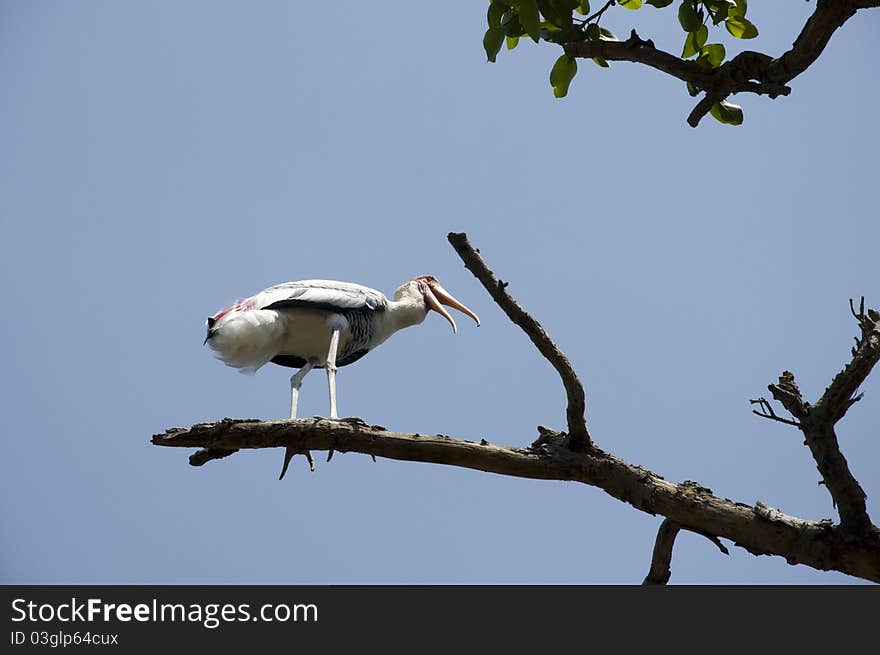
[311,415,366,425]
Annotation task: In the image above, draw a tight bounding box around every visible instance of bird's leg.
[289,360,315,419]
[326,327,341,420]
[280,359,317,481]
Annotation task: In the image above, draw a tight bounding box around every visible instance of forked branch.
[754,299,879,537]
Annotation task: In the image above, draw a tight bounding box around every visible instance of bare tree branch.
[643,518,732,585]
[643,519,681,585]
[756,301,879,537]
[152,419,880,582]
[447,232,591,451]
[189,447,238,466]
[816,299,880,423]
[766,0,862,83]
[563,1,876,126]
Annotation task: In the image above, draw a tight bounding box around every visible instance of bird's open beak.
[422,278,480,333]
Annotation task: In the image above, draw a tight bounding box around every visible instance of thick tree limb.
[153,419,880,582]
[563,0,876,126]
[447,232,591,451]
[758,301,879,538]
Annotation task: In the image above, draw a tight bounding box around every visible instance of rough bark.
[153,418,880,582]
[643,519,682,585]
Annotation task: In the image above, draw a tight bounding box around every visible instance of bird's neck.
[383,296,428,334]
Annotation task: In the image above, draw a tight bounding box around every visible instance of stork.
[204,275,480,478]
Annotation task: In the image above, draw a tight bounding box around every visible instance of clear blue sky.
[2,1,877,584]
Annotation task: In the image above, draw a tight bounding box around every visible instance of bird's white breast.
[276,309,353,363]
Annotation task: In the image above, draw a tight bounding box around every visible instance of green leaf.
[542,0,578,27]
[586,22,601,40]
[681,23,707,58]
[577,1,591,14]
[646,0,673,7]
[710,99,743,125]
[518,0,542,42]
[506,35,520,50]
[501,11,525,37]
[678,2,702,32]
[700,43,725,68]
[488,2,506,29]
[549,54,578,97]
[728,0,747,20]
[725,16,758,39]
[686,81,699,96]
[705,0,733,23]
[483,28,505,62]
[537,0,562,28]
[598,26,618,41]
[592,57,609,68]
[619,0,643,9]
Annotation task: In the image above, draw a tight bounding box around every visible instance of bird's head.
[395,275,480,333]
[204,303,238,344]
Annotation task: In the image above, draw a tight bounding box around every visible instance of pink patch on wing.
[211,298,257,322]
[211,304,237,322]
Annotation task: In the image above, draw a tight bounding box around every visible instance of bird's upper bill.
[414,275,480,333]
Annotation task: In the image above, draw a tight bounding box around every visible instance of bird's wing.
[253,280,388,313]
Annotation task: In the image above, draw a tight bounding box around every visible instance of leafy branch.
[481,0,879,126]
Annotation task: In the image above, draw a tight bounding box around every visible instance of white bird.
[204,275,480,477]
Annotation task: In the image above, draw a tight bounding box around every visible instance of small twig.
[750,398,801,427]
[687,92,726,128]
[582,0,616,26]
[850,296,865,322]
[448,233,591,451]
[698,531,731,556]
